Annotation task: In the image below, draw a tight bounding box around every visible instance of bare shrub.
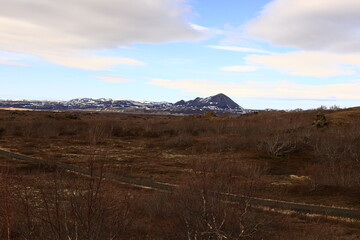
[166,133,195,149]
[175,117,207,136]
[58,120,88,136]
[144,157,272,240]
[257,133,297,157]
[12,166,133,240]
[0,168,17,240]
[111,121,139,137]
[163,173,268,239]
[27,120,61,138]
[0,127,5,138]
[313,125,360,162]
[88,121,113,145]
[142,120,177,138]
[307,124,360,187]
[306,161,360,188]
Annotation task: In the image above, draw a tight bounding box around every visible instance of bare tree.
[164,158,267,240]
[0,167,14,240]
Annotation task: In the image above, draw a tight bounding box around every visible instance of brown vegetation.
[0,108,360,239]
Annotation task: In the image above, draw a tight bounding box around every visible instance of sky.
[1,0,360,110]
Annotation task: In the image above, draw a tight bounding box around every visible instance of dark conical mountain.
[175,93,243,110]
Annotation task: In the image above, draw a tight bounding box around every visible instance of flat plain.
[0,109,359,239]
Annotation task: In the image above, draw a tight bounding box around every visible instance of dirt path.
[1,148,360,221]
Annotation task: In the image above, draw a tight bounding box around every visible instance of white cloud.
[220,66,258,72]
[246,0,360,53]
[208,45,271,54]
[148,78,360,100]
[95,75,134,83]
[0,60,27,66]
[246,51,360,77]
[190,24,223,36]
[43,53,145,70]
[0,0,203,69]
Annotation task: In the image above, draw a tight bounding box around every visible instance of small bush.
[166,134,195,149]
[306,161,360,188]
[0,127,5,137]
[65,113,80,120]
[312,113,329,128]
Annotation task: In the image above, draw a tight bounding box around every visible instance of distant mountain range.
[0,93,248,114]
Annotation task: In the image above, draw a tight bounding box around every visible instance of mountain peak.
[175,93,243,111]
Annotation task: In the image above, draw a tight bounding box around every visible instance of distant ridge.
[0,93,245,114]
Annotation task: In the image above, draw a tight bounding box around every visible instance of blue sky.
[1,0,360,109]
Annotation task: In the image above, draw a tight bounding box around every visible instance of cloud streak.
[208,45,271,54]
[246,51,360,77]
[43,54,145,70]
[220,66,258,72]
[0,60,27,66]
[148,78,360,100]
[95,75,134,83]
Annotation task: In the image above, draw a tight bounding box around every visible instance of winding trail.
[1,148,360,221]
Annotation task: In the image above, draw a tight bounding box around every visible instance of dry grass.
[1,108,360,239]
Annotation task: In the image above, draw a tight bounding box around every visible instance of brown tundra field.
[0,108,360,239]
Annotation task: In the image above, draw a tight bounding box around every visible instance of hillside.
[0,93,245,114]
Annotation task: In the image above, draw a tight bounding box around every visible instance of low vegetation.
[0,108,359,239]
